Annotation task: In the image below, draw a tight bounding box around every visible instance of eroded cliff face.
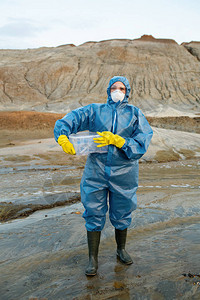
[0,35,199,114]
[182,41,200,61]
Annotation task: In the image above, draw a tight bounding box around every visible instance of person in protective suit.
[54,76,153,276]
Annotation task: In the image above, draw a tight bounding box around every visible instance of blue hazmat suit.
[54,76,153,231]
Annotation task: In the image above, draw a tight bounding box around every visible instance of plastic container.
[69,131,108,156]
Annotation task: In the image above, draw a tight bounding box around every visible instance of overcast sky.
[0,0,199,49]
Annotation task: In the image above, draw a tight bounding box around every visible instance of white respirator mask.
[111,90,125,103]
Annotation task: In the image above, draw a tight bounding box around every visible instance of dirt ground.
[0,111,65,130]
[0,160,200,299]
[0,111,199,148]
[0,111,200,299]
[0,111,65,148]
[147,116,200,133]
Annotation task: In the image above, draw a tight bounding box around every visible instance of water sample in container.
[69,131,108,155]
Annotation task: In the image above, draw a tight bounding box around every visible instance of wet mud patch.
[155,148,181,162]
[3,155,37,162]
[0,129,54,148]
[1,151,86,168]
[35,151,87,167]
[0,192,81,222]
[178,148,196,160]
[1,220,199,299]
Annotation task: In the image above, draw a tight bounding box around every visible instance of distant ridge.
[0,35,199,114]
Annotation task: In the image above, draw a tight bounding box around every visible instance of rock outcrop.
[182,41,200,61]
[0,35,199,115]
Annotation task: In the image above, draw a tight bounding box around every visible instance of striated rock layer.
[0,35,200,115]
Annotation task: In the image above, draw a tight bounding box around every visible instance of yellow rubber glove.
[57,135,76,155]
[93,131,125,148]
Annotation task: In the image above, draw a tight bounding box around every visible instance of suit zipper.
[112,110,117,134]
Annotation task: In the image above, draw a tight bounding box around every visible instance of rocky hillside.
[0,35,200,115]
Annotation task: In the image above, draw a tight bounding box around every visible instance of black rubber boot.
[115,228,133,265]
[85,231,101,276]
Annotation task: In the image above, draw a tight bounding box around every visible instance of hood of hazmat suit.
[54,76,153,231]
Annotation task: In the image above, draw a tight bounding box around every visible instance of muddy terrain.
[0,158,200,299]
[0,109,200,299]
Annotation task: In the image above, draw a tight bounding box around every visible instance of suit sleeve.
[54,105,91,142]
[121,108,153,160]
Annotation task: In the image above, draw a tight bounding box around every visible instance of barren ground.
[0,111,200,148]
